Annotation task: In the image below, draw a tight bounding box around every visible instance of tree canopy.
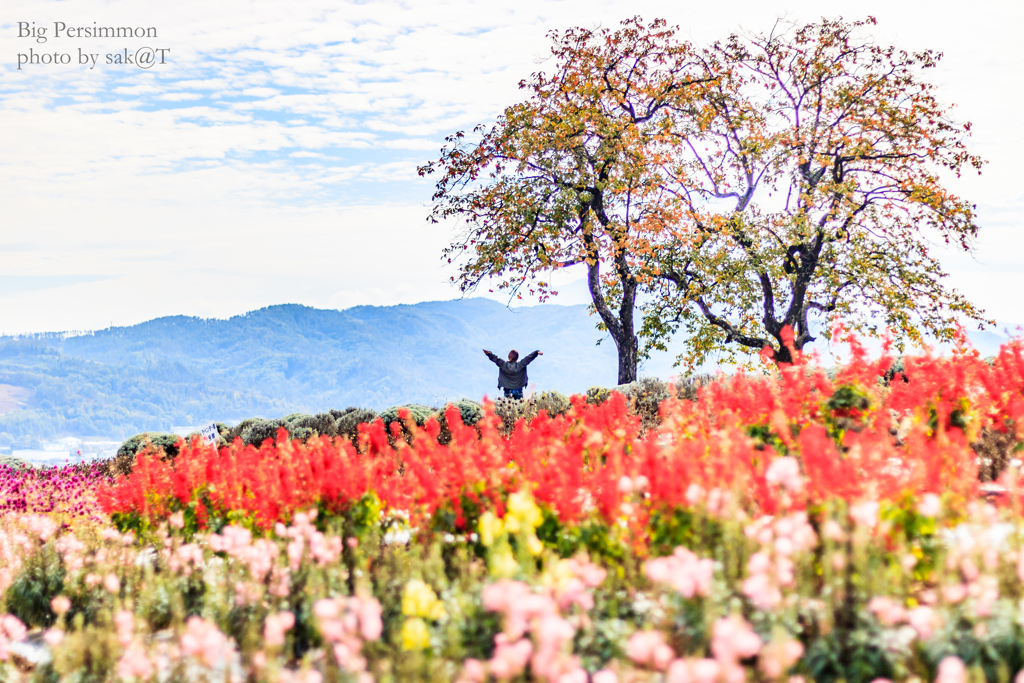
[422,16,987,378]
[645,17,987,368]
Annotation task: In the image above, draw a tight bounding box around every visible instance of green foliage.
[615,377,670,430]
[4,543,63,628]
[380,404,434,430]
[455,597,502,661]
[492,397,524,434]
[239,418,286,448]
[435,400,484,444]
[648,507,724,559]
[803,626,898,683]
[335,408,379,441]
[443,400,484,427]
[105,432,182,477]
[0,454,26,469]
[283,412,339,437]
[524,391,571,421]
[586,386,611,405]
[974,425,1021,482]
[674,374,715,402]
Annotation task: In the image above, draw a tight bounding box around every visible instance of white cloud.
[0,0,1021,332]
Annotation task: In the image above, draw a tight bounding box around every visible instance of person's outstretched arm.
[521,350,541,366]
[483,349,502,366]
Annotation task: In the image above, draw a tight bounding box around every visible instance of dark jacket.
[485,351,539,390]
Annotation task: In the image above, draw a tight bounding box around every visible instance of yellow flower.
[506,491,542,532]
[401,579,446,620]
[478,511,504,547]
[401,617,431,650]
[526,532,544,557]
[543,558,576,592]
[489,546,519,578]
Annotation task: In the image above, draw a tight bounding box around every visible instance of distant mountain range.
[0,298,1017,444]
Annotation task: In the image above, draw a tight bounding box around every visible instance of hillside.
[0,299,634,442]
[0,297,1016,445]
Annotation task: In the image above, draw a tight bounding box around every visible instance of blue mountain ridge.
[0,298,1016,442]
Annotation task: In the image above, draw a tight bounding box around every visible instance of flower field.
[3,334,1024,683]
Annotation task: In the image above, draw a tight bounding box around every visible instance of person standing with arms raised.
[482,349,542,400]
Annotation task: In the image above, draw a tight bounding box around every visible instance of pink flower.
[626,630,667,667]
[644,547,714,599]
[712,615,761,661]
[482,580,531,614]
[356,598,383,641]
[314,599,340,620]
[265,611,296,647]
[936,657,966,683]
[181,616,232,666]
[822,520,845,542]
[747,552,771,575]
[668,659,694,683]
[766,457,804,493]
[742,573,781,610]
[917,493,941,518]
[760,638,804,679]
[43,628,64,647]
[50,595,71,615]
[115,610,134,646]
[489,636,532,679]
[557,668,588,683]
[1,615,26,642]
[116,644,153,680]
[685,484,705,506]
[461,658,487,682]
[943,584,967,604]
[592,670,618,683]
[104,573,121,594]
[907,606,936,641]
[867,597,906,625]
[692,659,723,683]
[849,501,879,530]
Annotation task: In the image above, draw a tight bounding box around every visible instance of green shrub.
[492,397,524,434]
[335,408,379,440]
[379,404,434,430]
[973,425,1020,482]
[379,405,434,445]
[524,391,572,421]
[674,374,716,402]
[239,418,286,448]
[615,378,670,430]
[444,400,484,427]
[283,412,338,437]
[226,418,259,442]
[4,543,64,628]
[435,400,485,444]
[586,386,611,405]
[105,432,182,477]
[0,454,26,469]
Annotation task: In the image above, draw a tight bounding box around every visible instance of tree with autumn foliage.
[419,18,715,384]
[644,17,988,368]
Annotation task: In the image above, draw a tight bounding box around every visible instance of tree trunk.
[615,332,639,385]
[584,257,639,386]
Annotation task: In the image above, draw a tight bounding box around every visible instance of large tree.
[644,17,988,368]
[419,18,714,384]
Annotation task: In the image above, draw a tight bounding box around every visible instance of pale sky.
[1,0,1021,334]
